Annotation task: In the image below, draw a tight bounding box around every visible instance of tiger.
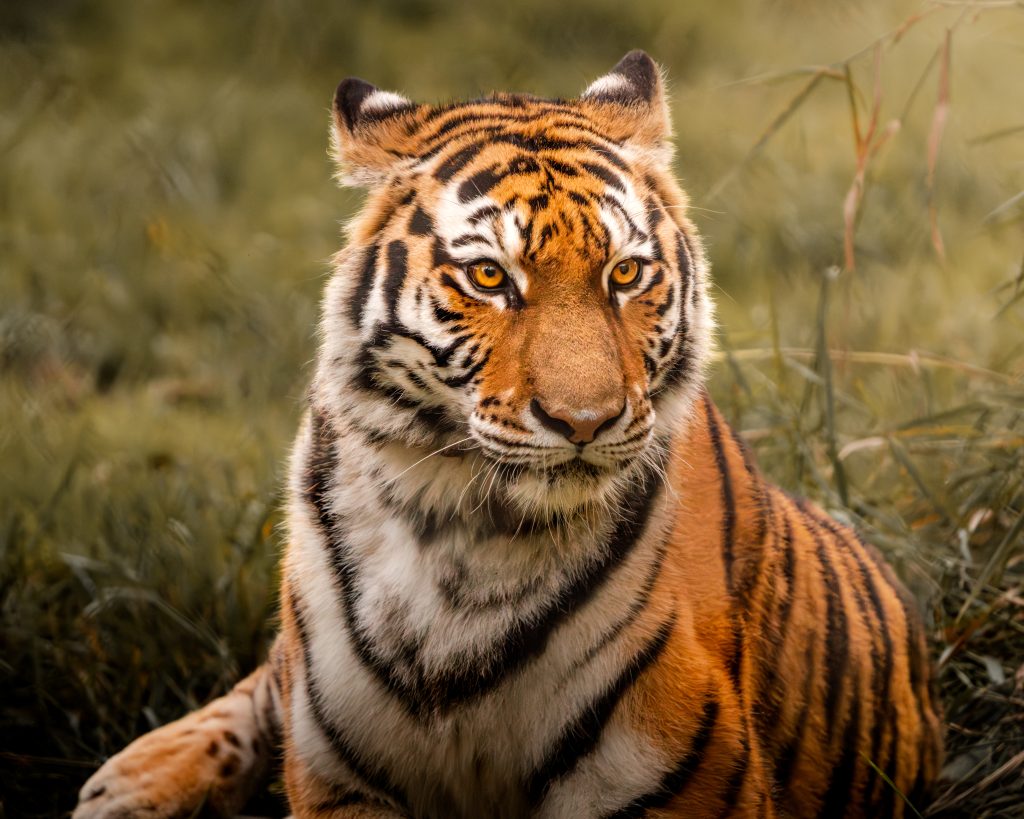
[73,51,943,819]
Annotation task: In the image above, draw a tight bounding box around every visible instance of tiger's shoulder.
[645,393,945,816]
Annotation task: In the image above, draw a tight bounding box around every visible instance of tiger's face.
[318,52,713,512]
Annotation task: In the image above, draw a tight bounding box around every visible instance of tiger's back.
[73,51,941,819]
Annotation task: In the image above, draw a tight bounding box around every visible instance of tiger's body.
[74,52,942,819]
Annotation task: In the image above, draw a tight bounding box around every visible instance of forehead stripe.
[457,165,503,203]
[434,142,487,182]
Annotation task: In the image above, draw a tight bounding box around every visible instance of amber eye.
[467,260,507,291]
[610,258,642,289]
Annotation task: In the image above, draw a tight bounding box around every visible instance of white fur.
[582,73,633,100]
[361,90,412,114]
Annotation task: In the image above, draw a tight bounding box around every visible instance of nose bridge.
[526,296,625,431]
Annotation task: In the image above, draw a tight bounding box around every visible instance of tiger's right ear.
[579,51,672,168]
[330,78,423,187]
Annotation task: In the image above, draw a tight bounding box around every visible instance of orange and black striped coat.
[74,51,942,819]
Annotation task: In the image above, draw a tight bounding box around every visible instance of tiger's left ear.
[580,50,672,167]
[331,78,423,187]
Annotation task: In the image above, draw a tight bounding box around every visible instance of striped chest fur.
[283,408,683,818]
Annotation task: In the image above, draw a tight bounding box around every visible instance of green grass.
[1,1,1022,816]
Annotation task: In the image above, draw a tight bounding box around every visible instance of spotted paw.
[73,696,268,819]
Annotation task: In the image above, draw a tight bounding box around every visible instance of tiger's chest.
[289,493,669,818]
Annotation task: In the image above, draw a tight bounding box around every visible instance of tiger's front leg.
[73,645,282,819]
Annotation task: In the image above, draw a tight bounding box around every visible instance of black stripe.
[349,243,379,328]
[288,588,408,811]
[383,240,408,325]
[433,142,486,181]
[450,232,488,248]
[754,513,797,736]
[725,423,768,555]
[457,164,502,202]
[646,196,664,230]
[704,395,737,595]
[717,736,750,816]
[795,501,850,745]
[467,204,501,225]
[419,106,612,151]
[569,540,668,673]
[845,529,935,785]
[772,664,815,790]
[580,160,626,192]
[652,256,693,393]
[674,232,693,282]
[879,723,899,819]
[544,157,579,177]
[805,507,896,805]
[408,206,434,235]
[636,267,664,298]
[440,347,491,388]
[602,195,646,242]
[349,333,460,437]
[432,238,458,271]
[655,281,675,318]
[430,299,464,324]
[527,614,676,805]
[605,697,720,818]
[818,694,862,817]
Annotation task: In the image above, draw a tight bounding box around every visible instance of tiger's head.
[316,51,714,516]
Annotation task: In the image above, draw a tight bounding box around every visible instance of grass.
[1,1,1022,816]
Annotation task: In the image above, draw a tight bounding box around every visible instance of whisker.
[385,436,476,484]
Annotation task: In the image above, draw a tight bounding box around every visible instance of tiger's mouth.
[469,412,656,480]
[473,440,646,482]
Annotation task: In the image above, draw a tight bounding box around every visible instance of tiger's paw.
[73,699,268,819]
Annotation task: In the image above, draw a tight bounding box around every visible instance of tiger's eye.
[610,258,642,288]
[468,261,507,291]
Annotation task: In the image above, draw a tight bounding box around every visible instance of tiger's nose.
[530,398,625,445]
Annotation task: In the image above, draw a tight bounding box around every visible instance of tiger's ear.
[331,78,422,187]
[580,50,672,166]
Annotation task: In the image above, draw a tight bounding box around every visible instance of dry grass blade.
[969,122,1024,145]
[706,70,828,201]
[861,752,926,819]
[712,347,1018,383]
[928,749,1024,814]
[983,190,1024,224]
[926,29,953,264]
[957,503,1024,622]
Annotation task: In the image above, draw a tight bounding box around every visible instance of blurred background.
[1,0,1022,816]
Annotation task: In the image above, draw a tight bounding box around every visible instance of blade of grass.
[860,752,925,818]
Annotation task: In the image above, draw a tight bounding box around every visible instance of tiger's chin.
[488,451,646,521]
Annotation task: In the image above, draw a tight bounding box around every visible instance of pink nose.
[530,398,625,445]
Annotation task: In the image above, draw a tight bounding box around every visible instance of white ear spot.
[361,90,413,115]
[583,74,632,100]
